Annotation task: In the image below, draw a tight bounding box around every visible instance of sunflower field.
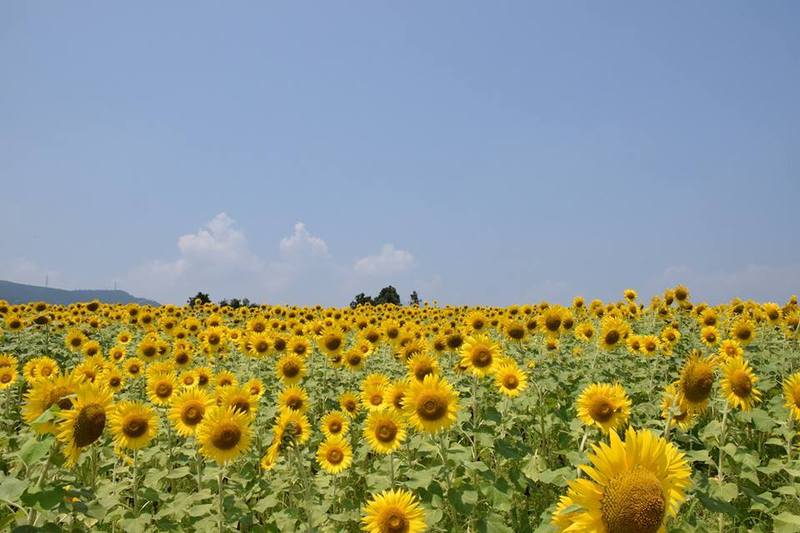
[0,287,799,532]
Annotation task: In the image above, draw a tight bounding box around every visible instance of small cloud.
[354,244,415,276]
[279,222,329,259]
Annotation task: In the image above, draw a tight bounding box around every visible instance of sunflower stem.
[663,395,677,441]
[787,413,795,463]
[717,402,730,533]
[217,467,225,533]
[389,452,395,487]
[132,448,139,513]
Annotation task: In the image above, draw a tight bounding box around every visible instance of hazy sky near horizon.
[1,2,798,306]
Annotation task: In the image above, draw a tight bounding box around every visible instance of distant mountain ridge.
[0,280,159,306]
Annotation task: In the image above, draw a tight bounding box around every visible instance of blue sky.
[1,2,798,305]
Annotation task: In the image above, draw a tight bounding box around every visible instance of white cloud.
[354,244,415,276]
[279,222,329,259]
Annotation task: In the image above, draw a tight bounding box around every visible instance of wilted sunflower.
[720,356,761,411]
[552,427,691,532]
[576,383,631,433]
[783,373,800,422]
[494,362,527,397]
[275,353,306,385]
[404,374,459,434]
[279,385,309,413]
[364,409,407,454]
[321,410,349,439]
[677,353,716,414]
[109,401,158,450]
[169,386,215,437]
[56,383,113,466]
[362,488,426,533]
[147,373,178,406]
[316,436,353,475]
[196,405,252,465]
[459,335,501,377]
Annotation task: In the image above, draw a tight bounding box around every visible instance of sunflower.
[82,340,102,358]
[677,353,716,413]
[116,330,132,344]
[502,319,527,343]
[364,410,407,454]
[196,406,252,465]
[169,386,215,437]
[195,366,213,388]
[720,356,761,411]
[538,307,565,336]
[147,373,178,406]
[136,337,160,361]
[123,357,145,379]
[100,366,126,393]
[278,385,309,413]
[718,339,743,360]
[783,373,800,422]
[56,383,113,466]
[319,326,345,356]
[730,317,756,345]
[321,410,349,439]
[575,322,595,342]
[344,347,367,371]
[700,326,719,346]
[403,374,459,434]
[599,317,629,351]
[23,374,80,434]
[459,335,501,377]
[639,335,660,357]
[660,326,680,345]
[552,427,691,532]
[362,384,387,411]
[247,332,272,358]
[660,383,695,431]
[275,353,306,385]
[362,488,426,533]
[494,362,527,397]
[220,385,258,419]
[214,370,237,389]
[386,381,409,412]
[65,329,86,352]
[406,353,438,383]
[288,336,311,358]
[340,391,360,417]
[276,409,311,445]
[576,383,631,433]
[0,365,18,389]
[245,377,265,400]
[316,436,353,475]
[109,401,158,450]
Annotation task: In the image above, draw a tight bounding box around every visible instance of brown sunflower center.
[328,421,342,434]
[383,510,408,533]
[414,364,433,381]
[182,404,204,425]
[325,337,342,351]
[255,341,269,353]
[287,396,303,410]
[376,421,398,443]
[370,393,383,406]
[123,417,148,438]
[143,346,156,358]
[282,362,299,378]
[231,399,250,414]
[155,382,173,398]
[589,399,615,423]
[0,374,11,384]
[683,365,713,403]
[503,374,519,389]
[545,315,561,332]
[326,448,344,464]
[471,347,493,368]
[507,326,525,340]
[212,424,242,450]
[73,404,107,447]
[417,395,447,421]
[175,353,189,365]
[605,330,620,346]
[729,370,752,397]
[110,377,121,387]
[601,468,666,533]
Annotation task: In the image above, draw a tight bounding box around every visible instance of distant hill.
[0,280,160,306]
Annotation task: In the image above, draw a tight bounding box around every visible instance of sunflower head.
[364,410,406,454]
[404,374,459,434]
[677,353,716,413]
[721,356,761,411]
[459,335,501,377]
[196,405,252,465]
[362,488,426,533]
[316,436,353,475]
[110,400,158,451]
[576,383,631,433]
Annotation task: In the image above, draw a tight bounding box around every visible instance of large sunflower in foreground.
[552,427,691,532]
[196,405,252,465]
[56,383,113,466]
[720,356,761,411]
[23,374,81,434]
[109,401,158,450]
[362,488,426,533]
[459,334,501,377]
[316,436,353,475]
[576,383,631,433]
[169,386,215,437]
[403,374,459,434]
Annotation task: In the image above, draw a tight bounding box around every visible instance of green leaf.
[774,512,800,533]
[0,477,28,502]
[18,438,52,467]
[20,487,64,510]
[253,494,279,513]
[750,408,776,433]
